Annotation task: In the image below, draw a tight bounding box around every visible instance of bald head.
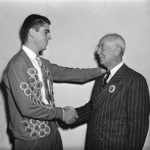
[100,33,126,57]
[96,33,126,69]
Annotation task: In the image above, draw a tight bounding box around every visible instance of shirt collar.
[110,62,124,77]
[22,45,37,60]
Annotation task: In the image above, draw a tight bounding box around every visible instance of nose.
[48,34,52,40]
[96,46,101,55]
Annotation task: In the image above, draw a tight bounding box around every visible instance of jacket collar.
[18,50,34,68]
[92,64,129,111]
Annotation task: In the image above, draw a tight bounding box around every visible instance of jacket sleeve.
[125,75,150,150]
[48,62,103,83]
[58,79,98,129]
[74,101,92,126]
[73,80,99,126]
[4,61,63,121]
[59,101,92,129]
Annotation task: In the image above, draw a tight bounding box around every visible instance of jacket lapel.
[18,50,35,68]
[92,64,129,111]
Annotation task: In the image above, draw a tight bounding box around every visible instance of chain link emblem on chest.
[109,85,116,93]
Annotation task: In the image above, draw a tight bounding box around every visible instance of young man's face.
[33,23,51,53]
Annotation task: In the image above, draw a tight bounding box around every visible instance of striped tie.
[36,56,53,105]
[102,70,110,87]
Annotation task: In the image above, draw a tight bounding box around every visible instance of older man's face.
[96,38,116,68]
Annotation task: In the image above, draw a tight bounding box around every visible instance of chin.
[99,62,107,69]
[42,47,46,51]
[100,61,104,65]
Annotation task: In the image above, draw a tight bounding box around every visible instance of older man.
[65,33,150,150]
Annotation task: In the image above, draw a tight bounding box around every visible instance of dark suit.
[2,50,102,150]
[72,64,149,150]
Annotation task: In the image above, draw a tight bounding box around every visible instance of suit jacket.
[2,50,102,140]
[74,64,150,150]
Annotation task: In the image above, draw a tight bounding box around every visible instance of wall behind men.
[0,0,150,150]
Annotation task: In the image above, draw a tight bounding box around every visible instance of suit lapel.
[92,64,129,111]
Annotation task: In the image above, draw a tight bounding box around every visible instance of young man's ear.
[29,28,36,38]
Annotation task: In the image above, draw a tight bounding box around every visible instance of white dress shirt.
[107,62,124,83]
[22,45,48,104]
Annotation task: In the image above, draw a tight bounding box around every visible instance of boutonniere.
[109,85,116,93]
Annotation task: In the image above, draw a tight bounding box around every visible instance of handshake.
[62,106,78,124]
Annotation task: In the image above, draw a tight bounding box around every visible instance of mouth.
[44,41,48,47]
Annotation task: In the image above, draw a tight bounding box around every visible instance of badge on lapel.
[109,85,116,93]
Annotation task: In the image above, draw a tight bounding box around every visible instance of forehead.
[39,23,50,30]
[99,36,121,49]
[100,36,113,43]
[98,38,111,47]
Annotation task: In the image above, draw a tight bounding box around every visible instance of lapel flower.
[109,85,116,93]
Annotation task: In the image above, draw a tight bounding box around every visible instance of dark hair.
[19,14,51,44]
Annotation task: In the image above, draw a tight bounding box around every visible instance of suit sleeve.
[58,80,98,129]
[58,101,92,129]
[48,62,103,83]
[74,101,92,126]
[5,61,63,121]
[125,75,150,150]
[73,80,98,126]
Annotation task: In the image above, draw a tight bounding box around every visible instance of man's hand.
[62,106,78,124]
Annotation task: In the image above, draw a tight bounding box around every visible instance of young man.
[2,14,104,150]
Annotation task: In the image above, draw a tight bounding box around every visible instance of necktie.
[102,70,110,87]
[36,56,54,105]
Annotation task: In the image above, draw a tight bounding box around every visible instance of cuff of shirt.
[55,107,63,119]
